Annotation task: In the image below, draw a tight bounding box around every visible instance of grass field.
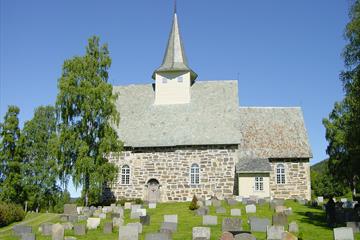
[0,200,359,240]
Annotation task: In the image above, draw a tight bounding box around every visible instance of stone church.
[108,10,312,202]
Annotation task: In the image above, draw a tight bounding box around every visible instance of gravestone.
[113,217,124,227]
[216,207,226,214]
[103,222,113,234]
[270,199,285,210]
[220,231,234,240]
[64,204,77,215]
[272,213,288,226]
[60,215,68,222]
[284,208,292,216]
[192,227,210,240]
[281,231,297,240]
[149,203,157,209]
[235,196,243,202]
[76,207,83,214]
[13,225,32,236]
[119,225,138,240]
[203,215,217,225]
[227,198,237,206]
[145,232,172,240]
[137,208,146,217]
[128,222,142,234]
[130,211,141,219]
[61,222,73,230]
[140,215,151,225]
[78,215,87,221]
[164,214,178,223]
[234,233,256,240]
[317,196,324,204]
[41,223,53,236]
[288,221,299,233]
[114,206,124,216]
[99,213,106,219]
[160,222,177,233]
[68,215,78,223]
[242,198,249,205]
[197,201,204,208]
[124,202,132,209]
[196,207,209,216]
[74,224,86,235]
[86,217,100,230]
[346,222,360,233]
[205,200,212,206]
[266,225,284,240]
[52,223,64,240]
[222,218,242,234]
[21,233,35,240]
[112,213,121,219]
[333,227,354,240]
[212,199,221,207]
[249,217,270,232]
[275,206,286,213]
[131,204,142,212]
[245,204,256,213]
[64,237,76,240]
[231,209,241,216]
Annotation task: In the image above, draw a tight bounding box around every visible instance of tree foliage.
[0,106,25,204]
[324,0,360,196]
[56,36,122,206]
[22,106,60,211]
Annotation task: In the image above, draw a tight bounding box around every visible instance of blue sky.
[0,0,350,197]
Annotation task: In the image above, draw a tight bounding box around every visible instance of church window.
[162,77,167,83]
[177,76,183,82]
[254,176,264,191]
[190,163,200,184]
[276,164,285,184]
[121,165,130,185]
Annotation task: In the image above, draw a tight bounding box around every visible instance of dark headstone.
[272,213,288,226]
[160,222,177,233]
[249,217,270,232]
[140,215,150,225]
[13,225,32,236]
[74,224,86,235]
[111,213,121,218]
[103,222,112,234]
[222,218,242,235]
[59,215,68,222]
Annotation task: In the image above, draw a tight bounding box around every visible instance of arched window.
[190,163,200,184]
[276,164,285,184]
[121,165,130,185]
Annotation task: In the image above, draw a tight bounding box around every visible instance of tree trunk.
[85,174,90,206]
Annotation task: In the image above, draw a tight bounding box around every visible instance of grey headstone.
[21,233,35,240]
[113,217,124,227]
[140,215,150,225]
[78,215,88,221]
[333,227,354,240]
[249,217,271,232]
[192,227,210,240]
[227,198,237,206]
[164,215,178,223]
[266,225,284,240]
[212,199,221,207]
[137,208,146,217]
[124,202,131,209]
[13,225,32,236]
[68,215,78,223]
[196,207,209,216]
[99,213,106,219]
[86,217,100,229]
[222,218,242,234]
[119,225,138,240]
[317,196,324,203]
[60,215,68,222]
[131,204,142,212]
[245,204,256,213]
[145,233,172,240]
[346,222,360,233]
[203,215,217,225]
[127,222,142,234]
[289,221,299,233]
[52,223,64,240]
[275,206,286,213]
[64,204,77,215]
[242,198,249,205]
[103,222,113,234]
[74,224,86,236]
[234,233,256,240]
[272,213,288,226]
[160,222,177,233]
[130,211,141,219]
[61,222,73,230]
[112,213,121,218]
[216,207,226,214]
[231,209,241,216]
[205,200,212,206]
[258,198,266,205]
[41,223,53,236]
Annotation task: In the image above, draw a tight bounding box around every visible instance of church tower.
[152,6,197,105]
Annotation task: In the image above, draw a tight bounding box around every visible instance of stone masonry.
[269,159,311,200]
[108,145,237,202]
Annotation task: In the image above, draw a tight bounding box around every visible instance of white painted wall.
[238,173,270,198]
[154,72,191,105]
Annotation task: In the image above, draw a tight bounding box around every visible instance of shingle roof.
[152,13,197,81]
[113,80,240,147]
[238,107,312,158]
[236,158,272,173]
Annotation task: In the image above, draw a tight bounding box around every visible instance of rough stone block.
[205,200,212,206]
[222,218,242,234]
[192,227,210,240]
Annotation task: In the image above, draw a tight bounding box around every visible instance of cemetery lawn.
[0,200,359,240]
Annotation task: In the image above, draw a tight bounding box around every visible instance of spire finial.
[174,0,177,13]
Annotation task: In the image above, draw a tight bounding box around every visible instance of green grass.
[0,201,359,240]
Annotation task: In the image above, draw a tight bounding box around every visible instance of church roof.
[152,13,197,81]
[113,80,241,148]
[236,158,272,173]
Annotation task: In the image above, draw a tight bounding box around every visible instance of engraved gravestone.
[333,227,354,240]
[74,224,86,235]
[119,225,138,240]
[249,217,270,233]
[203,215,217,225]
[266,225,284,240]
[234,233,256,240]
[192,227,211,240]
[222,218,242,234]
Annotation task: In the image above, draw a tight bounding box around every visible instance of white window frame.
[254,176,264,191]
[276,164,286,184]
[121,165,130,185]
[190,163,200,185]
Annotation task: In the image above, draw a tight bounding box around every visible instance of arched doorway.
[147,178,160,203]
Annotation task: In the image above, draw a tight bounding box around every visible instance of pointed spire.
[152,8,197,81]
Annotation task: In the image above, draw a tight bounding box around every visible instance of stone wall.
[269,159,311,200]
[107,145,238,202]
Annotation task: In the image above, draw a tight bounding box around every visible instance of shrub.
[189,195,199,210]
[0,202,25,227]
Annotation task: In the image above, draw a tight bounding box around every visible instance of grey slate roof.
[152,13,197,81]
[236,158,272,173]
[113,80,240,147]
